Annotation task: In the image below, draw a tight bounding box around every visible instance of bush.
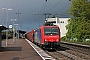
[61,36,67,41]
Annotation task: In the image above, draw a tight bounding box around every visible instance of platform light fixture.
[2,8,12,46]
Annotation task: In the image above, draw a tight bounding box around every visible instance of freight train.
[25,25,60,50]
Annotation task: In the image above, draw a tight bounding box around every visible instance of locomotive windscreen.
[44,27,59,35]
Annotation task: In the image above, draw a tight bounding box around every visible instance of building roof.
[0,25,8,31]
[46,18,70,23]
[18,30,26,34]
[46,18,56,23]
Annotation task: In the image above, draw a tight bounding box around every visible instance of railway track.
[26,39,90,60]
[60,41,90,55]
[44,42,90,60]
[60,42,90,60]
[45,50,72,60]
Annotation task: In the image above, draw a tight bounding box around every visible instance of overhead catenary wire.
[14,0,20,13]
[10,0,14,11]
[0,13,36,15]
[10,0,20,13]
[47,0,63,13]
[10,0,16,13]
[40,0,48,13]
[35,1,49,21]
[41,1,47,14]
[55,0,71,17]
[2,0,68,18]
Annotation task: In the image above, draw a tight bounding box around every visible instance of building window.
[60,21,64,23]
[60,21,62,23]
[62,21,64,23]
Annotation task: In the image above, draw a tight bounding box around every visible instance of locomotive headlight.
[45,39,47,41]
[56,39,59,42]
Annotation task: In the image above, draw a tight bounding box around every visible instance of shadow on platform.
[12,57,19,60]
[0,47,22,51]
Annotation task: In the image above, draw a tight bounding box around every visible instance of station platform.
[0,38,42,60]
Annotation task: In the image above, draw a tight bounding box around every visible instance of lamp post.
[2,8,12,46]
[11,19,17,43]
[16,13,21,39]
[14,24,19,40]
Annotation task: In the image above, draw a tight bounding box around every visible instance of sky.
[0,0,71,32]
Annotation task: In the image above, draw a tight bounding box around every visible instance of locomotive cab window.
[44,27,59,35]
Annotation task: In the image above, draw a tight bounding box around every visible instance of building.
[46,17,70,37]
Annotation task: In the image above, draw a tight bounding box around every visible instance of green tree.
[66,0,90,40]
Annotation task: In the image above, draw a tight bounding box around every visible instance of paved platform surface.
[0,39,42,60]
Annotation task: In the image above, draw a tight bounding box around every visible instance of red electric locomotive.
[34,25,60,50]
[25,25,60,50]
